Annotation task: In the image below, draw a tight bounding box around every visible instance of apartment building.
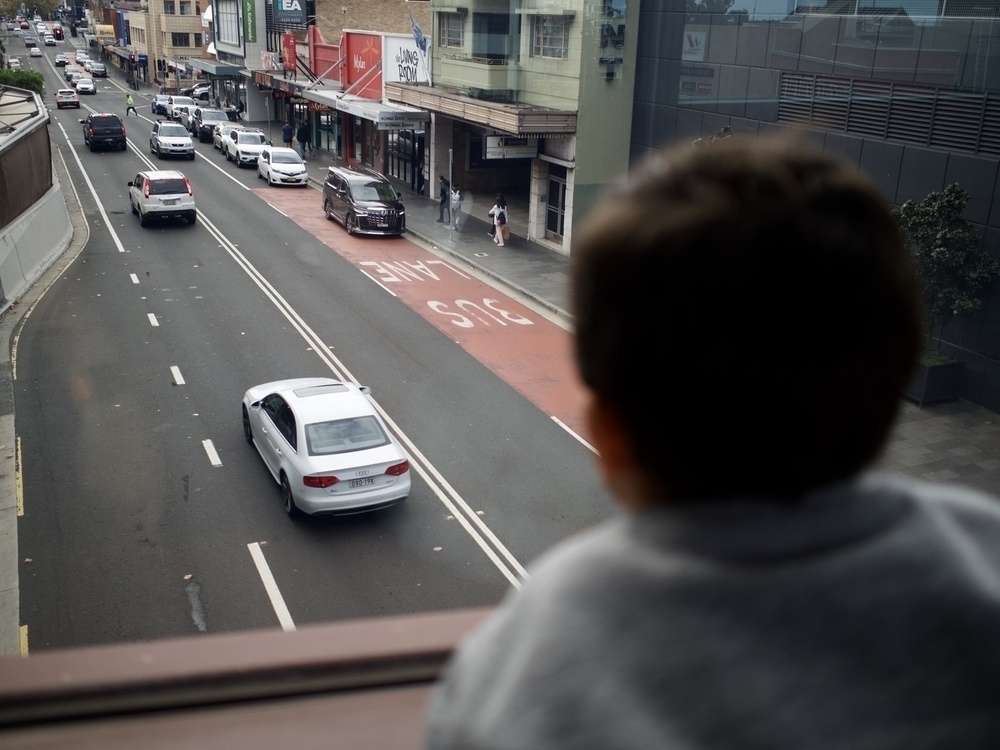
[385,0,637,254]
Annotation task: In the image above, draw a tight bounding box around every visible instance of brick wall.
[314,0,430,45]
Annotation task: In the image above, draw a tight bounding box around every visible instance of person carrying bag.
[488,194,508,247]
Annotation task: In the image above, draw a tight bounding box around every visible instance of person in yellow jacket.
[125,93,137,116]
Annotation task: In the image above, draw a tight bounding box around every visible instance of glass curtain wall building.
[633,0,1000,410]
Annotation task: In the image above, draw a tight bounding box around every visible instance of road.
[13,42,611,650]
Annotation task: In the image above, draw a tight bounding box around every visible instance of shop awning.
[303,91,429,130]
[385,82,576,136]
[202,4,213,22]
[187,57,243,77]
[206,41,216,55]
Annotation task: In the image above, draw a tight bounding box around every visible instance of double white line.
[196,212,530,594]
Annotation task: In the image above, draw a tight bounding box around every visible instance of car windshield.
[159,125,188,137]
[238,132,265,145]
[203,112,228,121]
[272,152,303,164]
[148,178,187,195]
[352,180,398,202]
[305,416,389,456]
[172,97,194,106]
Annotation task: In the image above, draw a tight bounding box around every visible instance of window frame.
[531,14,569,60]
[438,12,464,49]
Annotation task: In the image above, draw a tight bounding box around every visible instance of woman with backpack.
[488,194,508,247]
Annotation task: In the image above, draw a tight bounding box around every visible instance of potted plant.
[893,184,1000,406]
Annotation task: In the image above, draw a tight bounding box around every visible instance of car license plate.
[376,222,389,228]
[163,199,178,205]
[349,477,375,488]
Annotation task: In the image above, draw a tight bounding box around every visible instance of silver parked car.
[241,378,411,519]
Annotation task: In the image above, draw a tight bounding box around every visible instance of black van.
[322,165,405,236]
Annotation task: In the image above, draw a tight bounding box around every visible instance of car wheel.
[225,148,232,162]
[189,153,195,161]
[138,208,148,227]
[346,213,357,235]
[324,199,334,221]
[130,197,137,216]
[242,406,253,444]
[281,474,301,519]
[120,141,126,152]
[186,212,197,225]
[257,167,264,180]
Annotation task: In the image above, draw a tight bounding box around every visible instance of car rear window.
[305,416,389,456]
[148,178,187,195]
[159,125,188,137]
[91,116,121,127]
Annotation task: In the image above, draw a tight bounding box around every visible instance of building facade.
[388,0,638,254]
[632,1,1000,409]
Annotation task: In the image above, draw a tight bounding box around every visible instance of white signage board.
[485,136,539,159]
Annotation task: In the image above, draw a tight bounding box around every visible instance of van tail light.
[304,475,339,489]
[184,176,193,196]
[385,460,409,476]
[142,181,149,198]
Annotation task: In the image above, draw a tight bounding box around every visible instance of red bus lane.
[256,187,589,441]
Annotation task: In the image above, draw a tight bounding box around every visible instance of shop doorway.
[545,164,568,240]
[387,130,425,194]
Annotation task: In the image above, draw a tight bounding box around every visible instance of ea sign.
[276,0,307,25]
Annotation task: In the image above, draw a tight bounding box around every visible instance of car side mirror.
[127,181,134,187]
[359,385,372,395]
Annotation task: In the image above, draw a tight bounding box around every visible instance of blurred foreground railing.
[0,608,491,749]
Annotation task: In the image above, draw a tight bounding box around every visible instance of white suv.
[127,170,197,227]
[225,129,268,168]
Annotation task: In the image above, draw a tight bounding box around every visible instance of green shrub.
[0,69,45,94]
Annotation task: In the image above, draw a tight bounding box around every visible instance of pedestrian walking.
[450,184,463,229]
[282,121,294,149]
[296,120,309,159]
[488,194,508,246]
[125,93,137,117]
[436,175,450,223]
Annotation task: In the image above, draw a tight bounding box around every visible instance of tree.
[0,69,45,94]
[892,184,1000,350]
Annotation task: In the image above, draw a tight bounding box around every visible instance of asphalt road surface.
[14,44,612,651]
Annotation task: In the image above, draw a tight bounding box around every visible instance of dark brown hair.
[572,139,921,501]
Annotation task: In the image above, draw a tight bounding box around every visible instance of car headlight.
[354,208,369,216]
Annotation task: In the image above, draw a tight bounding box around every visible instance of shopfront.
[303,90,428,178]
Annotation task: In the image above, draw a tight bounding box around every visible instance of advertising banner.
[385,35,427,85]
[344,31,382,98]
[243,0,257,43]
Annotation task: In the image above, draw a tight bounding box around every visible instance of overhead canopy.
[206,41,216,55]
[202,4,213,22]
[187,57,243,77]
[303,91,428,129]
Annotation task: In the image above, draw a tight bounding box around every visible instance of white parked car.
[213,121,243,150]
[225,128,268,167]
[241,377,411,518]
[257,146,309,186]
[165,95,195,121]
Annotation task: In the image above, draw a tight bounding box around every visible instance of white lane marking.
[170,366,186,385]
[198,213,529,588]
[358,269,397,297]
[130,273,139,284]
[247,542,296,631]
[552,416,595,454]
[53,121,127,254]
[147,313,159,327]
[202,439,222,467]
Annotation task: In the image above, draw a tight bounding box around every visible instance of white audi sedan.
[257,146,308,186]
[241,378,411,519]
